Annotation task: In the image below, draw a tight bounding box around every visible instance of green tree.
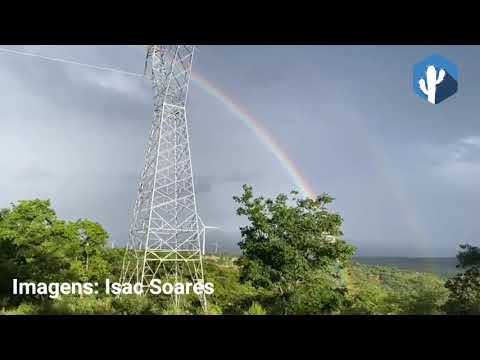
[283,270,348,315]
[104,248,127,281]
[456,244,480,269]
[0,200,112,305]
[0,200,78,284]
[233,185,356,314]
[444,244,480,314]
[72,219,111,283]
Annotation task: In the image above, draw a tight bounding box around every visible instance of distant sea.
[354,257,459,278]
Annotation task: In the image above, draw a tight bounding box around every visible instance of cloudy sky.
[0,45,479,257]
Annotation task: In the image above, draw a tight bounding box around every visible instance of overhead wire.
[0,46,145,78]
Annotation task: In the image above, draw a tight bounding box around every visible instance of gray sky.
[0,45,479,257]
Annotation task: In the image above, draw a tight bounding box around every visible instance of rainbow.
[193,71,430,251]
[191,73,317,200]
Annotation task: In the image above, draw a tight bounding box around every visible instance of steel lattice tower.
[121,45,206,311]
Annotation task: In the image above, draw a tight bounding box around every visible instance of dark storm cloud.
[1,45,479,256]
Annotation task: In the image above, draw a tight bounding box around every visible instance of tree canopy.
[0,199,111,303]
[233,185,356,313]
[444,244,480,314]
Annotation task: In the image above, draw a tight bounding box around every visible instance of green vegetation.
[443,244,480,314]
[344,264,448,315]
[0,187,479,315]
[233,185,355,314]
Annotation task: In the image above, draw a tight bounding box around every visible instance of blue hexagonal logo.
[413,54,458,105]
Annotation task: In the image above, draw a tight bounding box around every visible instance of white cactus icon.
[419,65,446,104]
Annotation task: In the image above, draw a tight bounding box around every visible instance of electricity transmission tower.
[120,45,207,311]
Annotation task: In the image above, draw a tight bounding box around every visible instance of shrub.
[244,302,267,315]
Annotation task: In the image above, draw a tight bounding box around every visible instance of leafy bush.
[244,302,267,315]
[46,296,114,315]
[11,303,39,315]
[444,244,480,315]
[111,295,164,315]
[282,271,348,315]
[444,266,480,314]
[203,257,260,314]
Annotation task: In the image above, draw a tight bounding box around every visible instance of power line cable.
[0,47,145,78]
